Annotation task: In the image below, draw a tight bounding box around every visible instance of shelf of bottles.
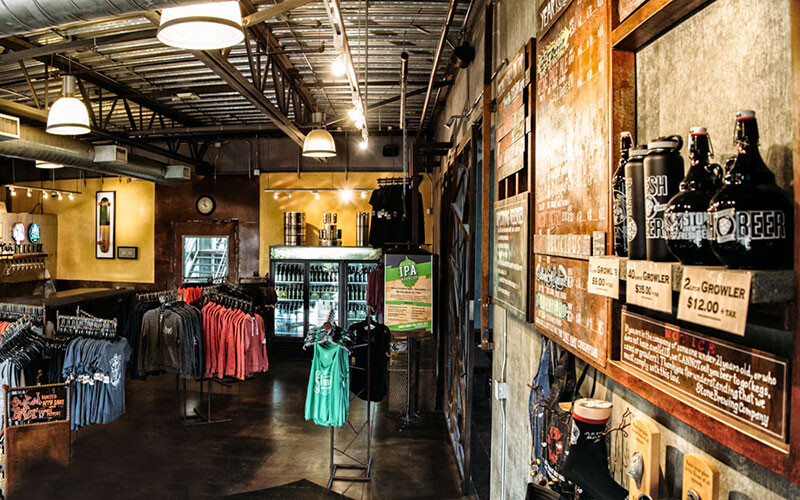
[274,262,306,337]
[309,262,340,328]
[345,262,376,328]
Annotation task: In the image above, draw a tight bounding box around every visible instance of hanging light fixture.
[303,112,336,158]
[35,160,64,169]
[47,75,90,136]
[157,1,244,50]
[331,54,347,77]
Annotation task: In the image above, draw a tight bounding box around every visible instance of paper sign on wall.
[677,267,751,336]
[587,256,619,299]
[626,261,673,313]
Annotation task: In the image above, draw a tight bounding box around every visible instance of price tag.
[587,256,619,299]
[626,261,673,313]
[677,267,751,336]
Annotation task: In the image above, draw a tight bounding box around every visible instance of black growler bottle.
[664,128,722,265]
[624,146,648,260]
[708,110,793,269]
[612,131,633,257]
[643,136,683,261]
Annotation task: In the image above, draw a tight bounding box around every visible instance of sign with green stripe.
[384,254,433,332]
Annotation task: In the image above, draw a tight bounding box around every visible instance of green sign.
[384,254,433,332]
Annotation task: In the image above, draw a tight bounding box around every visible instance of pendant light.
[302,112,336,158]
[46,75,90,136]
[158,1,244,50]
[35,160,64,169]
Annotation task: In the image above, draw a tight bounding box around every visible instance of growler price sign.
[5,383,69,427]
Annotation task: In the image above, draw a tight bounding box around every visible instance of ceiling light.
[360,190,367,199]
[348,107,363,122]
[9,188,15,196]
[157,1,244,50]
[273,191,279,199]
[68,193,74,200]
[27,189,32,198]
[354,117,365,130]
[287,191,293,199]
[303,129,337,158]
[43,192,49,200]
[57,192,63,201]
[47,75,90,136]
[331,55,347,76]
[359,139,368,150]
[313,190,320,200]
[339,189,353,202]
[35,160,64,169]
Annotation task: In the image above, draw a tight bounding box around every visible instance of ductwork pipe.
[0,0,210,37]
[0,124,173,184]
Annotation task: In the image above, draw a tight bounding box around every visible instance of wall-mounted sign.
[96,191,116,259]
[533,254,608,367]
[117,246,138,260]
[27,222,41,244]
[5,383,69,427]
[677,267,751,336]
[493,193,529,318]
[620,309,787,441]
[587,256,620,299]
[626,260,673,313]
[11,222,25,245]
[384,253,433,333]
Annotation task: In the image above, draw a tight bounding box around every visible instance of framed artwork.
[96,191,116,259]
[117,246,138,260]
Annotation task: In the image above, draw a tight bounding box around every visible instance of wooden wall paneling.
[790,0,800,484]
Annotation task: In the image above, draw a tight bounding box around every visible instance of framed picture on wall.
[117,246,138,260]
[96,191,116,259]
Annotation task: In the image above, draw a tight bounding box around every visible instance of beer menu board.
[6,384,68,427]
[620,310,787,441]
[384,253,433,332]
[534,0,609,246]
[533,254,608,366]
[496,48,527,180]
[494,193,529,318]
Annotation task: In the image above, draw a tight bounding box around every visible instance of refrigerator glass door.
[345,261,376,328]
[273,261,306,338]
[308,261,341,328]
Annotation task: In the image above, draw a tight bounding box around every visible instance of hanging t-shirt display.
[348,320,390,402]
[368,182,425,247]
[305,341,350,427]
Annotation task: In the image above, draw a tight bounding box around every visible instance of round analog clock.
[196,195,216,216]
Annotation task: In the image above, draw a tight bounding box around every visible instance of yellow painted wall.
[259,172,434,275]
[15,178,155,283]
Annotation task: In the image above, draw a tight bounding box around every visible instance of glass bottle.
[708,110,793,269]
[612,131,632,257]
[664,128,722,265]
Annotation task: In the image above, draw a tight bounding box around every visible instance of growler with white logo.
[707,110,793,269]
[643,135,684,261]
[664,128,722,265]
[612,132,632,257]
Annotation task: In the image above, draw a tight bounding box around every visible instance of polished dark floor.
[20,360,469,500]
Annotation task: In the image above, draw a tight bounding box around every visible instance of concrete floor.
[20,360,469,500]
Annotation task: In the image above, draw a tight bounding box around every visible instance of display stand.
[179,377,232,426]
[327,313,374,489]
[393,331,432,429]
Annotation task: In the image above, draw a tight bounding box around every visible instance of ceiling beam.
[0,29,157,65]
[241,0,316,27]
[418,0,459,134]
[0,35,203,127]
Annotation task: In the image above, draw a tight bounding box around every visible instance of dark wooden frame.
[117,246,138,260]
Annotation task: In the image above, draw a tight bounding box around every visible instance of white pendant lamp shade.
[158,1,245,50]
[302,129,337,158]
[35,160,64,169]
[47,76,90,136]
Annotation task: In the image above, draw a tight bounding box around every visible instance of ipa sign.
[385,254,433,332]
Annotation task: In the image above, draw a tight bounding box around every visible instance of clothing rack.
[207,291,255,314]
[56,311,117,338]
[327,312,374,489]
[376,177,411,186]
[136,290,179,304]
[178,377,233,427]
[0,303,44,326]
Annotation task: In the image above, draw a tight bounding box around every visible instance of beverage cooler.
[270,246,381,340]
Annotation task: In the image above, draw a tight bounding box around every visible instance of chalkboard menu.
[533,254,608,366]
[620,310,787,441]
[496,47,528,181]
[6,384,69,427]
[534,0,609,243]
[494,193,529,318]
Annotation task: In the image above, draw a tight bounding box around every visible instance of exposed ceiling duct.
[0,0,207,37]
[0,124,174,184]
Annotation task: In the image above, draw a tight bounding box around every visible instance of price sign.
[677,267,751,336]
[626,261,673,313]
[588,256,619,299]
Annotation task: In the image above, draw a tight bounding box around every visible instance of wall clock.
[196,195,216,216]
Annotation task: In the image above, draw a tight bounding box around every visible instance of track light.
[9,188,16,196]
[57,192,63,201]
[27,189,32,197]
[331,55,347,77]
[359,139,368,150]
[313,191,320,200]
[68,193,74,200]
[360,190,367,199]
[339,189,353,202]
[348,107,363,122]
[43,192,49,200]
[287,191,293,199]
[273,191,279,199]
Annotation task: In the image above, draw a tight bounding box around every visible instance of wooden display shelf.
[605,256,795,304]
[611,0,713,50]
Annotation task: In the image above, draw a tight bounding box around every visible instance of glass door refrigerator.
[269,246,381,344]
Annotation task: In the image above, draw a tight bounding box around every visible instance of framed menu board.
[496,47,529,181]
[534,0,610,248]
[5,383,69,428]
[494,193,529,318]
[533,254,608,366]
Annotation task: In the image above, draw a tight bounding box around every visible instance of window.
[183,236,229,280]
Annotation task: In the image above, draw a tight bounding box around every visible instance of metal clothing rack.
[136,290,179,304]
[56,311,117,338]
[178,376,233,427]
[327,312,375,489]
[0,303,44,326]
